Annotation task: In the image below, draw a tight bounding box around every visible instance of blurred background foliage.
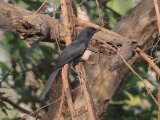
[0,0,159,120]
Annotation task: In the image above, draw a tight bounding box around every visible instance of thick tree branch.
[0,1,130,46]
[84,0,158,118]
[0,1,62,43]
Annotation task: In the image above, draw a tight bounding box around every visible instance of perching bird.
[39,27,98,100]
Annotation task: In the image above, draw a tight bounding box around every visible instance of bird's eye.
[89,29,92,32]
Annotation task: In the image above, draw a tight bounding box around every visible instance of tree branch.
[0,1,129,46]
[0,94,41,118]
[0,1,62,43]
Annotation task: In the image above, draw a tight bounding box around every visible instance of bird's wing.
[39,41,86,100]
[56,41,86,68]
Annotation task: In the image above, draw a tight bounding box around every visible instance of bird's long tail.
[39,68,60,100]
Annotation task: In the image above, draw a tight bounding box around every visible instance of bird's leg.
[75,64,83,93]
[70,64,78,73]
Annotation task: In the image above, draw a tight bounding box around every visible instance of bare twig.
[34,0,47,14]
[75,63,97,120]
[0,95,41,118]
[21,86,82,119]
[60,0,72,44]
[57,86,65,119]
[152,0,160,34]
[95,0,104,26]
[158,91,160,120]
[98,39,159,105]
[136,48,160,77]
[76,18,122,37]
[117,51,158,105]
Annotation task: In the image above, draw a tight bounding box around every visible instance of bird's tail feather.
[39,68,60,100]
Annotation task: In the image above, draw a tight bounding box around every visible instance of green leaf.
[107,0,133,15]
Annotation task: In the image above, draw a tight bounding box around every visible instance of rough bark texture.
[0,1,130,45]
[0,1,63,43]
[85,0,158,119]
[0,0,159,120]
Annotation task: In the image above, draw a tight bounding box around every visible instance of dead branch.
[0,1,129,45]
[152,0,160,34]
[57,87,65,120]
[61,65,76,119]
[75,63,97,120]
[158,91,160,120]
[95,0,104,26]
[60,0,76,119]
[136,48,160,77]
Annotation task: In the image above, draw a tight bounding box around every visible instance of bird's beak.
[96,29,100,32]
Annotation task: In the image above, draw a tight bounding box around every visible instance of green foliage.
[0,30,58,118]
[107,0,133,15]
[106,58,159,120]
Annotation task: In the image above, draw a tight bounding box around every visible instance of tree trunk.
[84,0,158,119]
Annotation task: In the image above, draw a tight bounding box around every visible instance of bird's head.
[77,27,99,42]
[85,27,99,39]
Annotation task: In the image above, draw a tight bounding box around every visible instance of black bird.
[39,27,98,100]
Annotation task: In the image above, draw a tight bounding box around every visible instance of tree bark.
[0,0,159,119]
[85,0,158,119]
[0,1,63,43]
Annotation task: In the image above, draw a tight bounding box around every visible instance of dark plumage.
[39,27,98,100]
